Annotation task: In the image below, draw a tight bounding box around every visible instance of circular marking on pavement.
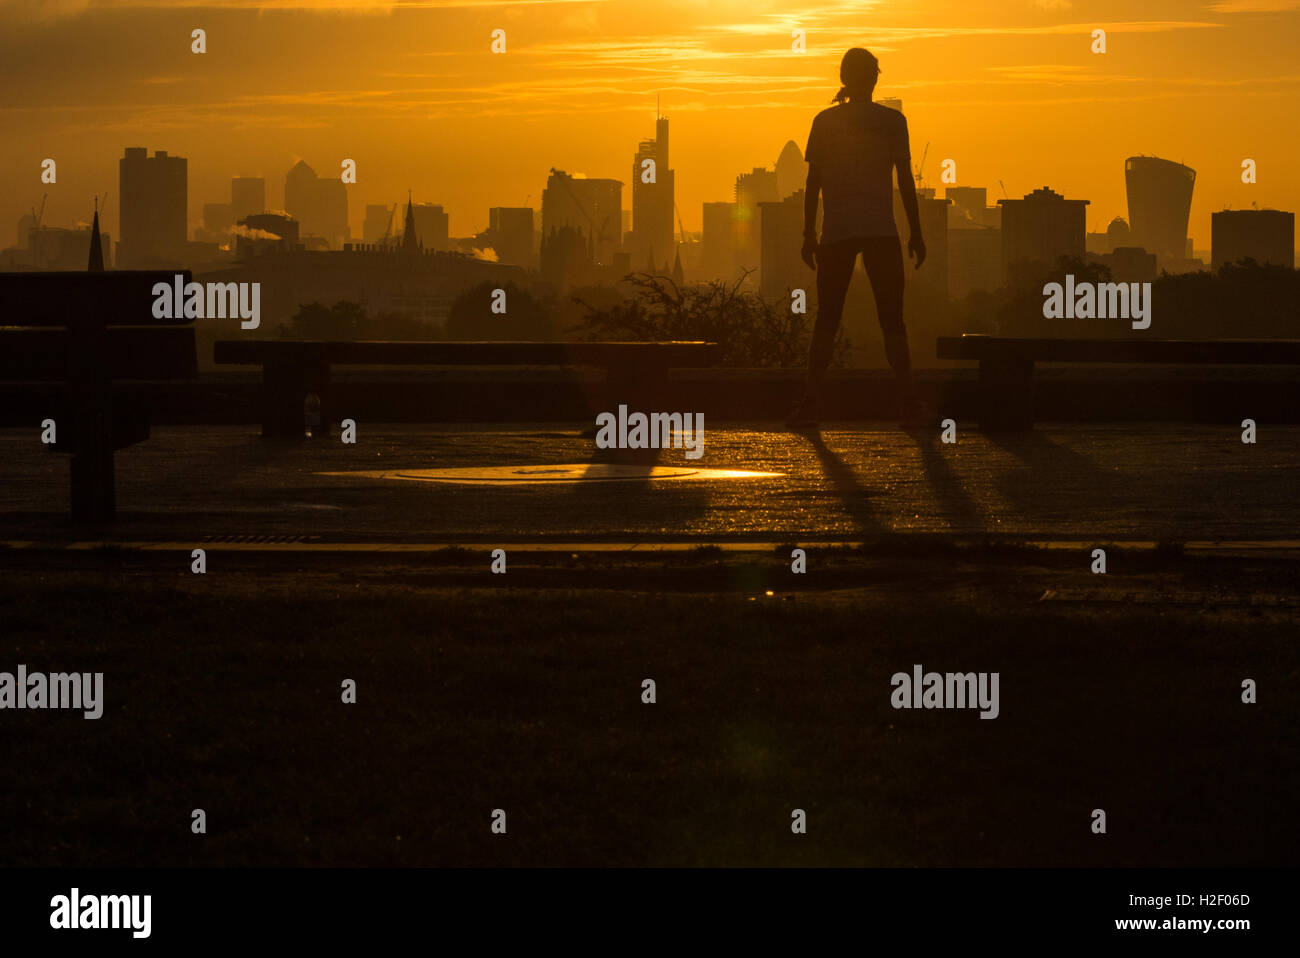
[318,464,784,485]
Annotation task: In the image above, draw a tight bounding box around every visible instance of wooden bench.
[212,340,720,438]
[937,334,1300,430]
[0,271,197,521]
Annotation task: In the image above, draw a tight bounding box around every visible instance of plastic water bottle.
[304,392,322,439]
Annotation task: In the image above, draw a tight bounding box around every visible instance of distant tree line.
[275,260,1297,367]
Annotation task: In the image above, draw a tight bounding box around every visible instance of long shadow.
[793,426,888,537]
[982,430,1117,516]
[901,425,989,535]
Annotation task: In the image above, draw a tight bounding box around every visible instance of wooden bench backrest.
[0,271,198,382]
[937,335,1300,364]
[213,340,719,367]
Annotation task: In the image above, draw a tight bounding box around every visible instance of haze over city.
[2,0,1299,252]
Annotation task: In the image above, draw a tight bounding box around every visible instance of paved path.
[2,423,1295,544]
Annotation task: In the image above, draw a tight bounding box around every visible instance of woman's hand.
[908,234,927,269]
[801,235,819,270]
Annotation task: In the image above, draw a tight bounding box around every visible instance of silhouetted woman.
[787,48,928,427]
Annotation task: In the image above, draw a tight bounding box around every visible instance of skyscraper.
[411,203,450,251]
[541,170,622,265]
[701,201,738,282]
[733,167,780,278]
[363,204,393,244]
[997,186,1089,280]
[1124,156,1195,263]
[488,207,535,267]
[759,190,810,298]
[630,114,675,270]
[775,140,808,201]
[118,147,186,266]
[284,160,349,248]
[945,187,990,229]
[1211,209,1295,270]
[231,177,265,222]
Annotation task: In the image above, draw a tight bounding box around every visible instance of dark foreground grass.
[1,551,1297,867]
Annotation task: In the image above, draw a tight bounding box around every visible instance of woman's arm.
[801,165,822,269]
[803,165,822,238]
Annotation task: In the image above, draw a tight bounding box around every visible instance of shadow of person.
[901,425,988,534]
[981,430,1115,516]
[794,426,887,537]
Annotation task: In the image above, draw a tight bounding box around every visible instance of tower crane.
[913,143,930,189]
[549,167,606,261]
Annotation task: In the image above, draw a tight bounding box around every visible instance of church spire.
[87,197,104,272]
[402,190,420,252]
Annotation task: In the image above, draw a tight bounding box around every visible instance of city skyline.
[2,0,1298,252]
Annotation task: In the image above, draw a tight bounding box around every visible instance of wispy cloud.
[0,0,598,21]
[1207,0,1300,12]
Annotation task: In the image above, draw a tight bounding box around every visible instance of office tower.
[411,203,450,251]
[203,203,234,235]
[284,160,348,248]
[631,114,675,270]
[284,161,318,236]
[231,177,265,221]
[363,204,392,244]
[488,207,535,267]
[701,201,738,282]
[775,140,808,201]
[948,227,1001,298]
[759,190,810,298]
[1124,156,1195,263]
[118,147,186,266]
[541,169,622,265]
[1211,209,1295,269]
[946,187,989,229]
[892,191,951,296]
[733,167,780,279]
[996,186,1089,280]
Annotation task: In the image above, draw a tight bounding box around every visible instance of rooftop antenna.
[998,179,1009,199]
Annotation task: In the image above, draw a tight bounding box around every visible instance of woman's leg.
[861,236,913,403]
[803,239,857,399]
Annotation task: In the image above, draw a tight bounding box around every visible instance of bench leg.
[70,448,115,523]
[69,397,114,523]
[606,363,671,412]
[978,358,1035,431]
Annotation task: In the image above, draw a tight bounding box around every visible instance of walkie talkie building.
[1124,155,1196,262]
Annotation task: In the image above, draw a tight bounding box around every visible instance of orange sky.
[2,0,1298,253]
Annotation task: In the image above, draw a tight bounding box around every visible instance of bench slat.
[0,328,198,381]
[937,335,1300,364]
[213,340,719,367]
[0,271,195,327]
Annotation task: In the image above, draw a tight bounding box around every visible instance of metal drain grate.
[199,534,323,544]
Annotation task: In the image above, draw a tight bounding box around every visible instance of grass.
[0,549,1297,867]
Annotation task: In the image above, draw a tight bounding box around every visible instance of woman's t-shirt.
[804,101,911,244]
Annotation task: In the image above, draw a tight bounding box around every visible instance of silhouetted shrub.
[572,271,849,368]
